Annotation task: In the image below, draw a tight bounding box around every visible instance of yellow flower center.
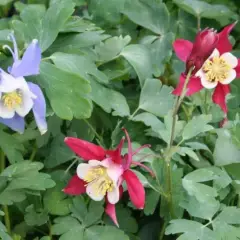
[2,91,22,109]
[84,166,114,195]
[202,56,231,83]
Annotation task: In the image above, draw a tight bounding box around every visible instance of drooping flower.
[173,22,240,115]
[63,128,154,226]
[0,33,47,134]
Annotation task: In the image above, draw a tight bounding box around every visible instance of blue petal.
[0,114,25,134]
[11,39,41,78]
[28,82,47,135]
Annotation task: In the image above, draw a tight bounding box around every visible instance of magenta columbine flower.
[0,33,47,134]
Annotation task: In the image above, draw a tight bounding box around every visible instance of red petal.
[105,138,125,164]
[212,83,230,113]
[172,73,203,96]
[173,39,193,62]
[64,137,106,161]
[123,169,145,209]
[105,202,119,227]
[63,175,86,195]
[122,128,133,169]
[217,22,236,55]
[235,59,240,78]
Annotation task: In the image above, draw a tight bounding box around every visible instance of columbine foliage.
[0,0,240,240]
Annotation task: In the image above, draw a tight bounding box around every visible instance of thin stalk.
[0,150,11,235]
[197,15,201,31]
[83,119,105,148]
[29,143,37,161]
[128,107,140,121]
[159,220,167,240]
[165,68,194,220]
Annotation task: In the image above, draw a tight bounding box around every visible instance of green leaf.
[37,62,92,120]
[173,0,237,20]
[166,219,215,240]
[177,147,200,161]
[182,168,218,203]
[19,0,75,52]
[122,0,169,34]
[132,112,165,134]
[144,189,160,216]
[157,111,186,144]
[24,205,49,226]
[52,216,84,240]
[139,79,175,117]
[90,79,130,117]
[107,204,138,233]
[181,196,220,220]
[121,45,152,87]
[48,31,109,55]
[81,200,104,227]
[43,182,72,216]
[0,221,11,240]
[0,161,55,205]
[0,0,13,5]
[95,35,131,63]
[0,129,24,163]
[51,52,109,84]
[182,115,214,140]
[44,134,75,168]
[214,129,240,166]
[85,226,129,240]
[60,16,99,33]
[89,0,126,25]
[149,32,174,77]
[212,207,240,239]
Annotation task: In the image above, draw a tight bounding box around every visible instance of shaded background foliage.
[0,0,240,239]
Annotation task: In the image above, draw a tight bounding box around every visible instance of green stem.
[29,143,37,161]
[128,107,140,121]
[3,205,11,235]
[159,220,167,240]
[165,68,194,220]
[83,119,105,148]
[0,150,11,235]
[197,15,201,31]
[64,158,79,174]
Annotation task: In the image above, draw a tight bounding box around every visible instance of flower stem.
[29,143,37,161]
[165,68,194,219]
[0,150,11,235]
[83,119,105,148]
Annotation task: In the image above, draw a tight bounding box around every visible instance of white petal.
[195,69,205,78]
[0,70,19,92]
[15,89,34,117]
[209,48,220,59]
[107,186,120,204]
[220,69,236,84]
[200,74,218,89]
[86,183,105,201]
[0,102,15,118]
[77,163,92,179]
[88,160,104,167]
[221,52,238,68]
[106,163,123,183]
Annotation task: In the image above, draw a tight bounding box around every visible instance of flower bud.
[186,28,219,74]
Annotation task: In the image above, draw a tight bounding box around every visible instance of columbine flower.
[0,33,47,134]
[63,128,154,226]
[172,22,240,115]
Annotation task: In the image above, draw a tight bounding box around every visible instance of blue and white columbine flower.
[0,34,47,134]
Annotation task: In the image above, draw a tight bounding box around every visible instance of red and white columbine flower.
[173,22,240,115]
[63,128,154,227]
